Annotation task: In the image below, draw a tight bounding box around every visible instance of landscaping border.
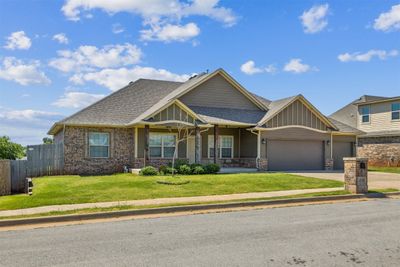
[1,191,399,228]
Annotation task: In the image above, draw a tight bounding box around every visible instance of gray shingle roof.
[327,118,362,134]
[189,105,266,125]
[352,95,392,104]
[56,79,182,126]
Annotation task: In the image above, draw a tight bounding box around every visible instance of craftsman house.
[330,95,400,167]
[49,68,359,175]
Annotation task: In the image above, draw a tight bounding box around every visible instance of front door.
[187,136,200,164]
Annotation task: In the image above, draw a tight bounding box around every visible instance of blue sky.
[0,0,399,145]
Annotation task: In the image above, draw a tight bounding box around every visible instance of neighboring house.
[331,95,400,167]
[49,68,357,175]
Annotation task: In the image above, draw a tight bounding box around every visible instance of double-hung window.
[361,106,370,123]
[89,132,110,158]
[392,103,400,121]
[149,133,176,158]
[220,136,233,158]
[208,135,233,159]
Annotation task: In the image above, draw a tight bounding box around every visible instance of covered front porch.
[133,124,265,170]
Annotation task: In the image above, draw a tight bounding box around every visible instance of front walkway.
[288,171,400,190]
[0,187,342,217]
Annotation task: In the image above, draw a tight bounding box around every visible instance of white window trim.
[360,105,371,124]
[207,135,234,159]
[149,132,178,158]
[89,132,110,159]
[391,103,400,121]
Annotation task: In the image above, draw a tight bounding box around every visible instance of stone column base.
[325,158,334,170]
[257,158,268,171]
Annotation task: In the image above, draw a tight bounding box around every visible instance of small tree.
[170,123,194,176]
[0,136,25,160]
[42,137,54,144]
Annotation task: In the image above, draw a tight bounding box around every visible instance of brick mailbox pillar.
[343,157,368,194]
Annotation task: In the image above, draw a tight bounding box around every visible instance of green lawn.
[0,173,343,211]
[369,167,400,174]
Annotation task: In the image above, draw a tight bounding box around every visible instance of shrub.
[204,163,220,174]
[169,159,188,169]
[165,167,177,175]
[190,163,202,171]
[192,166,205,175]
[158,165,168,175]
[178,164,192,175]
[139,166,158,176]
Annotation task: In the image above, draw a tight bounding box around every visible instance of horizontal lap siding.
[358,101,400,132]
[179,74,260,110]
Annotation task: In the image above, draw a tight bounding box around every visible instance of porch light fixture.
[261,138,266,144]
[326,140,330,146]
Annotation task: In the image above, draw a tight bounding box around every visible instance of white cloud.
[62,0,237,42]
[112,23,125,34]
[53,33,69,44]
[49,43,142,72]
[300,4,329,34]
[265,64,277,73]
[283,59,315,73]
[373,4,400,32]
[240,60,263,75]
[52,91,105,108]
[70,66,189,91]
[338,49,399,62]
[240,60,277,75]
[0,107,63,145]
[4,31,32,50]
[0,57,51,85]
[141,22,200,42]
[62,0,237,25]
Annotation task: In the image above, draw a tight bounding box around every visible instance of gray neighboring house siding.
[331,95,400,167]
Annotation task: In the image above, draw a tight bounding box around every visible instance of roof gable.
[259,95,337,131]
[178,71,266,111]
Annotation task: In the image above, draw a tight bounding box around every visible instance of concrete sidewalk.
[0,187,342,217]
[288,171,400,190]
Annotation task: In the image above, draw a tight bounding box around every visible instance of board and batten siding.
[179,74,261,110]
[358,101,400,132]
[152,103,195,124]
[265,100,329,131]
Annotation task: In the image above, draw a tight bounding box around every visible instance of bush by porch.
[0,173,343,211]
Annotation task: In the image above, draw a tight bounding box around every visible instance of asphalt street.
[1,199,400,266]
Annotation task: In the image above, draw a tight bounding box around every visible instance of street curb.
[1,192,399,227]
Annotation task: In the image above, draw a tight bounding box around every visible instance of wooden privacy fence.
[8,143,64,193]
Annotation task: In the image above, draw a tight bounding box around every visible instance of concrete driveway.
[287,171,400,190]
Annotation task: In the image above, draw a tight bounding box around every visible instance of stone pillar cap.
[343,157,369,161]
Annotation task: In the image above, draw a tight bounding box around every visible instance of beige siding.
[152,104,194,124]
[358,101,400,132]
[265,100,329,131]
[179,74,260,110]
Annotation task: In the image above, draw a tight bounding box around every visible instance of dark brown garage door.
[333,142,354,170]
[267,140,324,171]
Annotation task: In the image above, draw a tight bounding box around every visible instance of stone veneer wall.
[133,158,189,169]
[200,158,257,168]
[63,126,134,175]
[357,136,400,167]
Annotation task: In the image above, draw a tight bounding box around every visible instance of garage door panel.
[267,140,324,171]
[333,142,353,170]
